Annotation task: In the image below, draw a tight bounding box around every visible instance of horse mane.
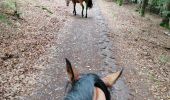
[64,73,110,100]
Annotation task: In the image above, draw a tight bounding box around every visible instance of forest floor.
[0,0,68,99]
[0,0,170,100]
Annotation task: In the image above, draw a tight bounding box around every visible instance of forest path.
[22,0,131,100]
[2,0,170,99]
[22,0,170,100]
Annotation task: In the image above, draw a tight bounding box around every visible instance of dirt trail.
[1,0,169,100]
[22,0,131,100]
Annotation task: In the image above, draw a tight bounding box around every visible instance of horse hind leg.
[80,3,84,17]
[85,4,88,18]
[73,3,76,16]
[73,10,76,16]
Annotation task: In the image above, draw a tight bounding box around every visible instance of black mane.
[64,73,110,100]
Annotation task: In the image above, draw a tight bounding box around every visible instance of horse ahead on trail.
[65,0,93,18]
[64,58,123,100]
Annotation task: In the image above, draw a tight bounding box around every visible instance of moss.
[0,13,11,25]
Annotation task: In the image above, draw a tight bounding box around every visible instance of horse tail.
[87,0,93,8]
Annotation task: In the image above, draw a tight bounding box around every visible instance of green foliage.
[3,0,16,11]
[147,0,170,16]
[159,0,170,16]
[140,9,145,16]
[157,0,170,29]
[0,14,7,22]
[118,0,123,6]
[148,0,159,6]
[129,0,170,15]
[159,55,170,63]
[1,0,22,19]
[160,24,170,29]
[0,13,11,25]
[162,11,170,17]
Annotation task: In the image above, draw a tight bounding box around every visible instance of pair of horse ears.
[65,58,123,87]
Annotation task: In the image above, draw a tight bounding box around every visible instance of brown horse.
[64,58,123,100]
[65,0,93,18]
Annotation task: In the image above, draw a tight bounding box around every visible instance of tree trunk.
[140,0,148,17]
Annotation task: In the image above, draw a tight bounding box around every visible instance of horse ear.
[102,68,123,87]
[65,58,79,82]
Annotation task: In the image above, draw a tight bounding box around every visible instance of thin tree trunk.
[140,0,148,17]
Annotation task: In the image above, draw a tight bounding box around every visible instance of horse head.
[64,58,123,100]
